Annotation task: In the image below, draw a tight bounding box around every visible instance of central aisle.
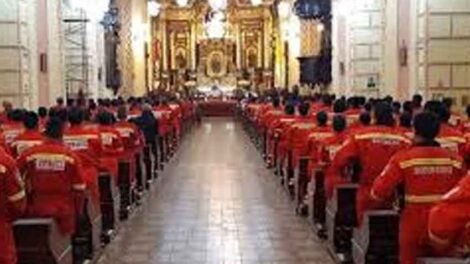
[99,118,332,264]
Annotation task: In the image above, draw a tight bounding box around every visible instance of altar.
[150,0,275,92]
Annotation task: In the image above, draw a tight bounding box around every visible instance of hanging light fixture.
[208,0,227,10]
[176,0,189,7]
[148,0,161,17]
[278,1,290,19]
[251,0,263,6]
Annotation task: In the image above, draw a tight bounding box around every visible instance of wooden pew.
[326,184,358,263]
[158,136,165,170]
[134,152,146,198]
[98,171,120,244]
[308,168,327,238]
[72,196,102,263]
[118,160,132,220]
[14,218,72,264]
[283,150,295,198]
[294,157,310,215]
[352,210,399,264]
[418,258,470,264]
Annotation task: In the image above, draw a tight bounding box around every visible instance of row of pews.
[240,110,466,264]
[12,113,197,264]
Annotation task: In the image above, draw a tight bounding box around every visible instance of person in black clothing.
[132,104,160,180]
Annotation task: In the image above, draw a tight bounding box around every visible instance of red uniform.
[63,125,103,207]
[371,144,466,264]
[97,125,124,180]
[153,106,172,136]
[285,117,318,167]
[437,123,467,156]
[17,140,86,235]
[0,148,26,264]
[114,120,144,181]
[428,173,470,257]
[304,126,335,171]
[9,129,44,157]
[328,126,411,224]
[311,131,348,176]
[0,122,24,149]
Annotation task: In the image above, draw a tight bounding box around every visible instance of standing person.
[370,112,466,264]
[17,117,86,235]
[0,147,26,264]
[133,104,159,180]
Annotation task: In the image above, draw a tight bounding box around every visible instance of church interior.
[1,0,470,264]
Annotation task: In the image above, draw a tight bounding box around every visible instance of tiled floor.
[98,118,333,264]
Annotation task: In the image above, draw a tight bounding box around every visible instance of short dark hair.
[316,111,328,126]
[374,102,395,126]
[23,111,39,130]
[284,104,295,115]
[466,105,470,118]
[359,112,371,126]
[44,117,63,139]
[414,112,440,140]
[8,109,24,122]
[333,100,347,113]
[38,107,48,118]
[399,111,412,128]
[68,107,84,125]
[298,102,310,116]
[97,111,114,125]
[117,106,128,120]
[333,115,346,133]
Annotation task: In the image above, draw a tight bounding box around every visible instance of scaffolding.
[63,10,90,99]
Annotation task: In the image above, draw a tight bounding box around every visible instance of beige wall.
[0,0,38,109]
[331,0,470,107]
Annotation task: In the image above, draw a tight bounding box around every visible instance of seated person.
[0,147,26,264]
[17,118,86,235]
[371,112,467,264]
[96,111,124,181]
[10,111,44,157]
[329,102,411,225]
[428,172,470,257]
[64,108,103,207]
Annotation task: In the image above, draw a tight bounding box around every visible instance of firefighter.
[37,107,48,130]
[115,106,144,182]
[63,107,103,207]
[17,117,86,235]
[328,102,411,225]
[426,101,466,156]
[1,109,25,148]
[10,111,44,157]
[428,172,470,257]
[95,111,124,181]
[370,112,466,264]
[0,147,26,264]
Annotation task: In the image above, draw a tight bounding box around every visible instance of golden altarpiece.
[150,0,276,92]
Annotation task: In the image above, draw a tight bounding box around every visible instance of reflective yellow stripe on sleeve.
[73,184,86,191]
[8,190,25,202]
[428,230,450,245]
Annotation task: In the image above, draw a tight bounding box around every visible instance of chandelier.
[208,0,227,10]
[204,11,226,39]
[175,0,189,7]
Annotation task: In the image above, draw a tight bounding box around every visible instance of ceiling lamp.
[176,0,189,7]
[251,0,263,6]
[278,1,290,18]
[208,0,227,10]
[148,0,161,16]
[205,11,226,39]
